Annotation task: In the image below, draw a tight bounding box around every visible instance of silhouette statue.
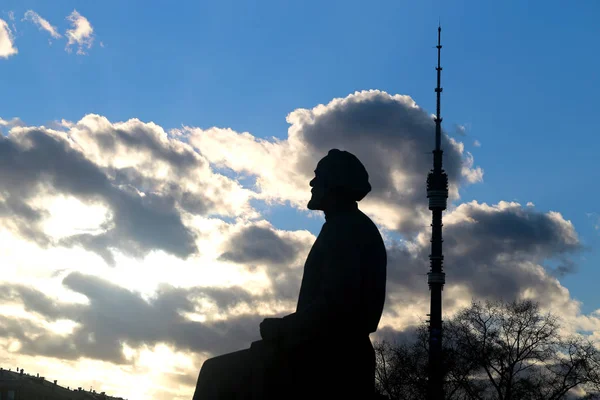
[192,149,387,399]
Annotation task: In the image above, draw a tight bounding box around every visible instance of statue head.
[307,149,371,212]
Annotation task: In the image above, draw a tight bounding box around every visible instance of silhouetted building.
[425,25,449,400]
[0,367,126,400]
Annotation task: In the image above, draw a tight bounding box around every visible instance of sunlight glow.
[47,319,80,336]
[35,195,111,239]
[8,340,21,352]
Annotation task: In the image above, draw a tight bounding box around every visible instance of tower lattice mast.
[426,25,449,400]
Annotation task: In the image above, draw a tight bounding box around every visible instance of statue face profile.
[307,164,329,211]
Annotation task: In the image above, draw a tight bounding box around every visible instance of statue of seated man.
[192,149,387,399]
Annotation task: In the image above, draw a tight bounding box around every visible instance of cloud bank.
[0,90,596,400]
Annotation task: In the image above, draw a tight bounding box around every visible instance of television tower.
[426,25,448,400]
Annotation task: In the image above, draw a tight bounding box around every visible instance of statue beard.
[307,192,324,210]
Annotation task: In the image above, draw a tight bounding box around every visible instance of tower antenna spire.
[426,24,449,400]
[435,24,443,152]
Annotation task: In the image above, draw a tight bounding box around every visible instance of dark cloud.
[0,316,43,342]
[196,286,260,311]
[171,372,199,388]
[218,224,307,301]
[5,198,581,364]
[549,257,577,278]
[109,167,213,216]
[219,225,302,265]
[0,202,585,369]
[94,123,200,174]
[1,202,574,365]
[0,284,83,320]
[0,128,199,263]
[386,241,428,295]
[382,201,584,318]
[289,91,478,234]
[442,203,582,301]
[0,273,265,364]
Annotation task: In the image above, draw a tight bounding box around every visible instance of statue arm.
[282,223,363,348]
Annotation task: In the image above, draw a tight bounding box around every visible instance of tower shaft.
[426,25,448,400]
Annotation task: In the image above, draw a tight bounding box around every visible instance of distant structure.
[425,25,449,400]
[0,367,126,400]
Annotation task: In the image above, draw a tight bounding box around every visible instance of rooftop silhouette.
[0,367,126,400]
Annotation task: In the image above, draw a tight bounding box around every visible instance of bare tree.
[374,332,428,400]
[375,299,600,400]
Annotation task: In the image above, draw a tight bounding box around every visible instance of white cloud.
[65,10,94,55]
[0,114,260,267]
[183,90,484,234]
[0,19,18,59]
[8,11,15,21]
[0,117,24,127]
[24,10,62,40]
[473,139,481,147]
[0,92,598,398]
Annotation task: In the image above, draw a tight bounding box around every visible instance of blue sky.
[8,0,599,303]
[1,1,600,398]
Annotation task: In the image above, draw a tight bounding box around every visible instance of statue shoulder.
[330,211,382,245]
